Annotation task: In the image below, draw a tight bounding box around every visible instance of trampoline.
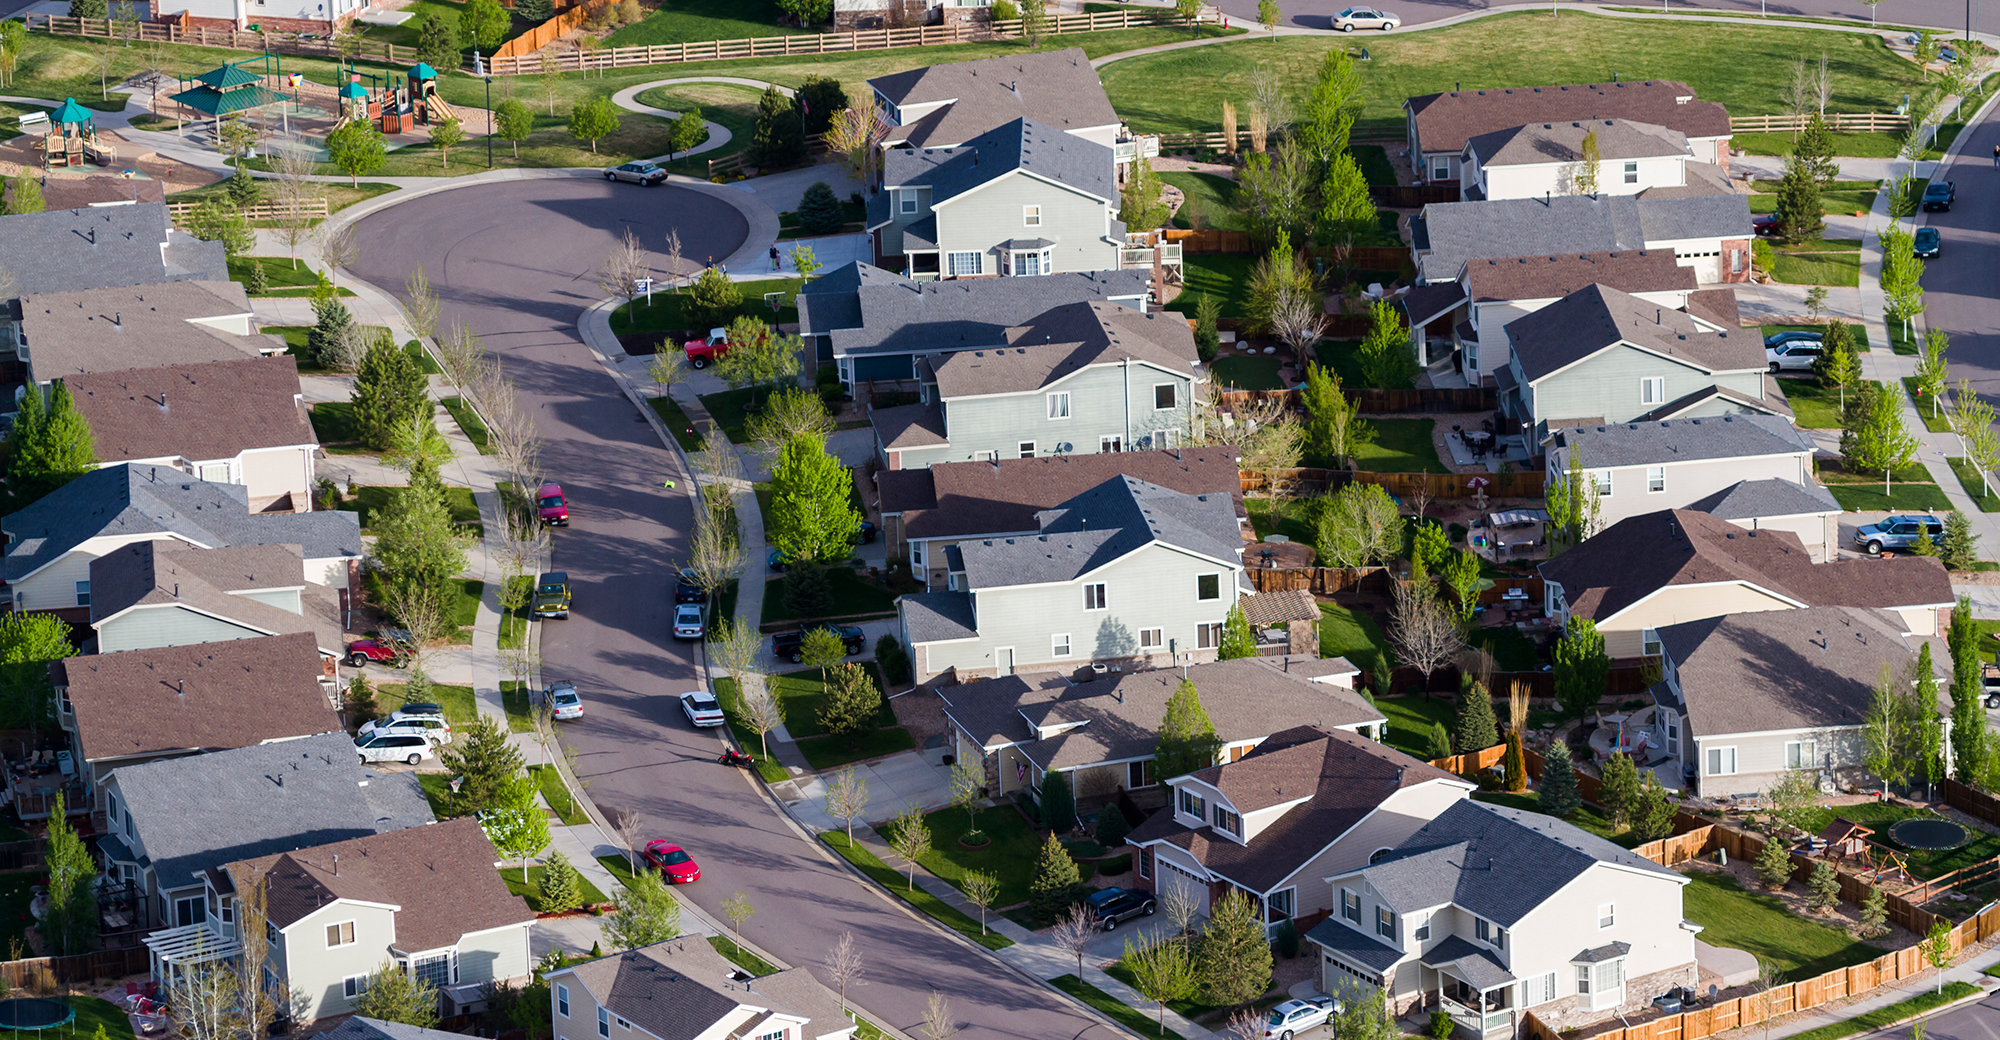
[0,998,73,1030]
[1889,818,1970,851]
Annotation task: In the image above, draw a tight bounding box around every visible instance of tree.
[1192,293,1221,362]
[1546,448,1603,552]
[1599,753,1641,829]
[69,0,105,15]
[1768,769,1821,835]
[1632,775,1676,842]
[1218,604,1257,660]
[438,717,527,816]
[684,267,745,330]
[1299,48,1361,175]
[1237,144,1315,248]
[514,0,553,19]
[1916,330,1951,421]
[1921,919,1953,991]
[372,485,472,611]
[1455,682,1498,752]
[749,85,805,168]
[6,171,40,215]
[7,382,97,507]
[791,244,822,281]
[797,75,846,134]
[1301,362,1368,467]
[793,180,847,237]
[1243,229,1317,341]
[783,565,834,621]
[597,227,651,320]
[225,161,260,207]
[962,871,998,935]
[1954,380,2000,502]
[778,0,832,23]
[603,870,682,950]
[1315,482,1401,568]
[187,200,254,257]
[1881,226,1927,337]
[1258,0,1282,33]
[1441,549,1483,624]
[1425,721,1452,759]
[1096,805,1132,846]
[721,891,757,947]
[429,115,464,169]
[1753,827,1794,889]
[825,90,888,187]
[1028,832,1083,920]
[1863,664,1914,795]
[458,0,508,49]
[947,760,983,837]
[888,807,931,890]
[327,119,387,187]
[1553,615,1610,720]
[1806,860,1840,913]
[1316,151,1375,260]
[716,320,803,391]
[734,678,783,758]
[1020,0,1050,44]
[1357,300,1419,390]
[1039,768,1076,834]
[824,931,864,1009]
[1540,739,1582,818]
[919,991,959,1040]
[1814,328,1861,411]
[1196,890,1274,1006]
[1502,731,1526,792]
[40,793,96,955]
[494,98,534,159]
[1774,153,1823,245]
[352,334,430,451]
[1121,154,1170,232]
[1391,578,1464,683]
[1155,677,1222,778]
[1123,936,1197,1038]
[1574,128,1602,195]
[1858,885,1889,937]
[1844,380,1920,498]
[769,436,860,563]
[1948,597,1990,783]
[353,960,440,1028]
[825,766,870,843]
[1796,114,1838,185]
[538,851,583,913]
[416,14,458,70]
[1048,904,1095,981]
[818,663,882,749]
[568,96,621,153]
[1910,641,1948,794]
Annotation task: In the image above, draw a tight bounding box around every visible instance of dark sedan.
[1915,226,1941,258]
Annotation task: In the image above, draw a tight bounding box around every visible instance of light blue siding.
[898,361,1195,467]
[98,607,267,654]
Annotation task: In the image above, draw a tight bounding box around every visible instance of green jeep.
[533,572,571,620]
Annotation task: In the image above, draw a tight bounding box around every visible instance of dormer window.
[1177,788,1205,820]
[1212,805,1240,837]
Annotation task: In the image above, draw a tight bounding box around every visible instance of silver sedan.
[1332,5,1400,29]
[603,161,666,185]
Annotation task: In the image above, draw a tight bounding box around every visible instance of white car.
[672,602,706,641]
[1262,995,1342,1039]
[355,730,435,765]
[1332,6,1399,30]
[679,691,726,728]
[358,705,452,746]
[1767,340,1824,372]
[548,680,583,721]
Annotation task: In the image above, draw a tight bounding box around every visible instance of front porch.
[1423,938,1517,1040]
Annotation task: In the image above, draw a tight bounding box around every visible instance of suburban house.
[149,0,377,34]
[835,0,989,30]
[1545,416,1837,558]
[1404,80,1731,187]
[899,475,1245,680]
[1460,119,1730,202]
[29,175,166,212]
[1498,284,1782,444]
[866,117,1134,279]
[88,541,345,660]
[870,48,1124,156]
[0,205,226,367]
[324,1018,491,1040]
[797,259,1150,384]
[1125,725,1471,925]
[1306,800,1698,1038]
[18,280,280,387]
[871,300,1202,469]
[1412,193,1752,287]
[546,938,857,1040]
[66,355,318,512]
[877,447,1241,586]
[938,656,1378,802]
[1538,508,1955,659]
[1,464,362,622]
[219,816,535,1023]
[100,731,430,943]
[1655,606,1949,799]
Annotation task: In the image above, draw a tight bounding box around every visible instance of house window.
[1178,788,1205,820]
[1341,889,1361,924]
[1786,740,1817,770]
[1047,392,1071,420]
[1624,161,1639,184]
[556,985,569,1018]
[1522,971,1558,1007]
[1138,847,1153,878]
[1197,574,1220,601]
[1707,746,1738,776]
[1197,622,1223,649]
[106,793,118,827]
[199,463,229,483]
[266,921,279,943]
[1431,156,1450,180]
[615,1019,629,1032]
[1376,906,1397,940]
[1154,427,1178,449]
[911,542,925,568]
[1018,441,1035,458]
[1641,377,1665,405]
[1466,341,1479,371]
[1577,965,1593,995]
[1008,249,1048,277]
[73,581,89,607]
[1052,633,1072,658]
[1269,888,1294,919]
[343,976,369,999]
[325,921,354,948]
[900,189,917,214]
[1129,760,1154,789]
[1100,435,1122,453]
[1024,205,1042,226]
[1598,903,1615,929]
[1476,917,1492,943]
[1476,918,1506,949]
[1139,627,1163,650]
[759,1031,786,1040]
[1647,465,1665,492]
[1083,583,1107,610]
[1642,628,1662,656]
[1154,384,1176,410]
[1591,468,1613,497]
[1731,248,1744,274]
[1212,806,1240,836]
[598,1008,609,1039]
[1413,912,1431,940]
[947,251,982,276]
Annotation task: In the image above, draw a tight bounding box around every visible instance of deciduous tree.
[1123,936,1196,1037]
[1155,677,1222,778]
[1948,596,1990,783]
[603,870,682,950]
[568,96,621,153]
[1843,379,1920,497]
[1218,603,1258,660]
[888,807,931,890]
[1315,481,1402,569]
[1553,615,1610,720]
[1574,128,1602,195]
[353,960,440,1027]
[769,436,860,563]
[494,98,534,158]
[40,792,96,954]
[1298,48,1361,175]
[1390,578,1463,685]
[327,119,387,187]
[1121,154,1170,232]
[825,766,869,843]
[1357,300,1418,389]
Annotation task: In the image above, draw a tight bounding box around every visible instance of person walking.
[1992,142,1998,166]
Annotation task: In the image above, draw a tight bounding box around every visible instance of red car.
[537,483,569,526]
[643,840,700,884]
[344,638,410,669]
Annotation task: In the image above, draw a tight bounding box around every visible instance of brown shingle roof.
[1407,80,1731,156]
[67,354,314,464]
[555,939,853,1040]
[1463,251,1691,304]
[228,816,532,953]
[870,402,948,451]
[56,631,338,763]
[883,448,1243,541]
[18,281,276,383]
[89,541,345,655]
[1239,588,1321,627]
[32,176,166,211]
[930,301,1199,399]
[870,47,1117,149]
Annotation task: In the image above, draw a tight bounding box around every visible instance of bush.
[514,0,553,19]
[875,634,912,685]
[684,268,744,330]
[1093,806,1131,846]
[1272,917,1299,959]
[991,0,1018,17]
[782,564,833,620]
[797,181,846,235]
[614,0,641,23]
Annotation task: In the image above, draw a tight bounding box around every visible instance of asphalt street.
[347,180,1119,1040]
[1206,0,2000,37]
[1915,109,2000,417]
[1875,988,2000,1040]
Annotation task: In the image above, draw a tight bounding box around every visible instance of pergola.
[170,61,289,119]
[142,921,243,983]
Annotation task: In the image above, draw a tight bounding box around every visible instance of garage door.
[1156,860,1210,916]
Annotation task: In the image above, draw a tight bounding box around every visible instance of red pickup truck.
[682,328,730,369]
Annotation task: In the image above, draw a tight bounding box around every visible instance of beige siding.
[1693,727,1866,799]
[1724,512,1838,563]
[1891,605,1944,637]
[454,921,532,989]
[285,900,400,1021]
[302,556,350,589]
[1285,782,1471,917]
[1510,866,1696,1014]
[1548,449,1815,534]
[239,446,312,505]
[1599,584,1800,656]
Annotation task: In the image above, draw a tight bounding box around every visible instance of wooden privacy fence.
[0,947,151,989]
[1370,185,1460,208]
[166,198,327,224]
[1172,229,1411,271]
[1728,112,1910,133]
[30,14,421,64]
[494,0,616,58]
[1942,776,2000,825]
[1212,386,1497,414]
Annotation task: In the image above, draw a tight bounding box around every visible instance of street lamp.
[485,74,494,169]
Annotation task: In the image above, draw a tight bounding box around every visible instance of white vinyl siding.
[1786,740,1817,769]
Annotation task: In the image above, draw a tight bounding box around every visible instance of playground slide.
[427,94,455,123]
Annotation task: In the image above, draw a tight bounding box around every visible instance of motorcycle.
[718,749,755,768]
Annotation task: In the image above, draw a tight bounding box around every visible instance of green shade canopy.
[338,82,368,99]
[408,62,437,79]
[170,84,288,117]
[193,63,262,89]
[52,98,93,125]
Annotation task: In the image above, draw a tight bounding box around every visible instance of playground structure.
[333,62,457,135]
[1813,817,1912,885]
[27,97,114,171]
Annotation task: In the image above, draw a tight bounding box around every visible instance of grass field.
[502,863,610,912]
[1472,791,1644,849]
[1163,170,1244,231]
[1682,871,1884,979]
[530,764,589,825]
[875,806,1096,915]
[631,81,767,176]
[1376,695,1451,757]
[1903,378,1952,433]
[442,396,493,453]
[1949,457,2000,511]
[1245,495,1316,542]
[715,666,911,768]
[71,998,138,1040]
[343,484,483,536]
[607,0,807,46]
[819,832,1014,950]
[761,568,897,624]
[1796,802,2000,880]
[1051,975,1185,1040]
[610,277,806,335]
[1211,354,1284,390]
[226,255,355,297]
[1769,243,1862,287]
[1826,481,1950,512]
[1349,417,1446,473]
[1320,601,1394,673]
[1165,252,1254,319]
[375,680,478,727]
[1776,377,1847,429]
[1748,181,1879,216]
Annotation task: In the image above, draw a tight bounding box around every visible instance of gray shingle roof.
[554,938,854,1040]
[18,280,275,384]
[1421,934,1516,989]
[1466,118,1690,167]
[880,117,1113,206]
[1305,916,1405,974]
[1504,284,1762,382]
[109,731,433,890]
[956,476,1240,590]
[1688,477,1840,520]
[88,541,346,656]
[1548,414,1810,468]
[929,301,1198,399]
[0,203,226,298]
[871,47,1117,149]
[797,261,1149,358]
[2,464,362,583]
[1417,194,1749,284]
[899,592,979,643]
[326,1019,484,1040]
[869,402,948,451]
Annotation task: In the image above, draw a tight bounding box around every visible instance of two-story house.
[867,117,1129,279]
[57,631,340,819]
[2,464,361,623]
[17,280,280,389]
[871,48,1121,153]
[797,260,1150,383]
[105,731,431,942]
[221,816,535,1022]
[1404,80,1730,187]
[1412,194,1751,288]
[940,656,1378,803]
[1307,800,1698,1038]
[151,0,380,34]
[1498,284,1783,446]
[898,475,1244,680]
[88,541,345,663]
[878,447,1241,586]
[1546,416,1838,559]
[873,300,1202,469]
[1126,726,1471,927]
[546,938,857,1040]
[67,355,318,512]
[1460,119,1725,202]
[1538,509,1954,659]
[1654,606,1948,800]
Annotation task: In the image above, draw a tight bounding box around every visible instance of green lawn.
[266,323,393,374]
[1902,378,1953,433]
[631,81,767,176]
[607,0,808,46]
[1472,791,1643,849]
[375,681,478,727]
[1376,695,1452,757]
[708,935,778,977]
[1163,171,1245,232]
[445,578,484,643]
[0,873,43,957]
[1826,481,1950,512]
[1245,496,1316,544]
[717,668,896,741]
[1762,323,1870,352]
[343,484,483,536]
[761,569,897,624]
[800,727,917,770]
[1103,960,1248,1021]
[1793,802,2000,880]
[1776,377,1845,429]
[1788,983,1980,1040]
[442,396,493,454]
[1100,12,1926,135]
[648,396,707,451]
[501,863,610,912]
[530,764,589,826]
[1681,871,1884,979]
[1211,355,1285,390]
[607,278,805,335]
[1769,249,1861,287]
[1320,601,1394,673]
[818,832,1014,950]
[309,401,370,454]
[1314,338,1369,389]
[1166,253,1254,319]
[503,679,536,732]
[1349,418,1446,474]
[1351,144,1396,187]
[1469,625,1540,672]
[226,255,355,297]
[875,807,1095,917]
[697,386,771,444]
[711,679,793,784]
[71,997,138,1040]
[1051,975,1186,1040]
[1747,182,1879,216]
[1949,457,2000,511]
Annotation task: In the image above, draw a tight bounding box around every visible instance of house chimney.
[177,679,184,698]
[173,583,178,598]
[158,392,167,411]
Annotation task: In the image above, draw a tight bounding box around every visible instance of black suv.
[771,624,866,663]
[1085,887,1157,931]
[1922,181,1956,212]
[674,569,705,605]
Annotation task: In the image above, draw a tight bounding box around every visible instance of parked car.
[1915,226,1941,258]
[1331,5,1399,29]
[1922,181,1956,211]
[1083,887,1156,931]
[674,568,706,604]
[1764,329,1824,349]
[771,624,867,663]
[672,602,706,641]
[854,520,878,544]
[679,691,726,728]
[1751,213,1784,237]
[1767,340,1824,372]
[683,328,730,369]
[358,706,453,746]
[534,572,571,619]
[643,839,701,884]
[604,161,666,185]
[355,730,434,766]
[767,547,797,572]
[537,483,569,526]
[548,680,583,721]
[344,636,411,669]
[1853,514,1944,554]
[1262,996,1341,1040]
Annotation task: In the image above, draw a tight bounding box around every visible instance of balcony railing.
[1114,135,1161,163]
[1118,243,1183,269]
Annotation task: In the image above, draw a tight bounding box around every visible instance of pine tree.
[1502,732,1526,792]
[796,181,845,235]
[10,380,97,505]
[1027,832,1083,922]
[683,267,744,329]
[437,716,526,817]
[353,959,440,1027]
[1094,806,1131,846]
[1426,721,1453,760]
[352,334,430,451]
[1120,154,1170,232]
[1195,890,1274,1007]
[538,851,583,914]
[244,257,269,295]
[226,161,260,206]
[1948,597,1991,783]
[1806,860,1840,913]
[309,299,361,370]
[7,171,41,214]
[415,14,458,71]
[816,662,882,748]
[1858,884,1890,937]
[1942,511,1980,571]
[1218,603,1258,660]
[1154,678,1222,778]
[1038,768,1077,835]
[1454,682,1499,752]
[1754,827,1795,889]
[1540,739,1582,818]
[748,85,804,169]
[1632,775,1676,842]
[1774,155,1824,245]
[1599,753,1641,829]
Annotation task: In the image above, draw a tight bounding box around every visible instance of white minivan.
[355,731,435,766]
